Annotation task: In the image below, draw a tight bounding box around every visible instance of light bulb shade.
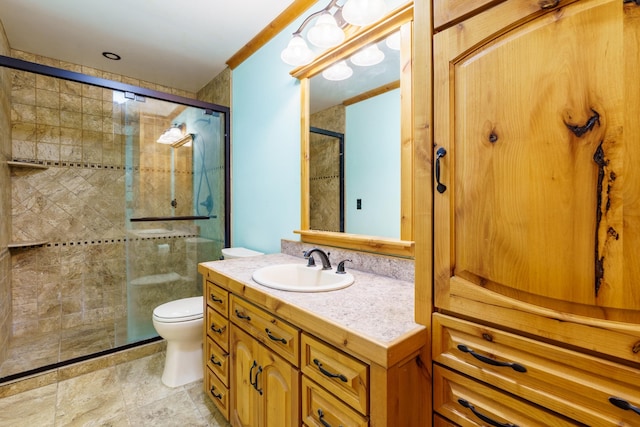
[385,31,401,50]
[342,0,387,26]
[322,60,353,81]
[281,35,314,66]
[307,12,345,48]
[350,44,385,66]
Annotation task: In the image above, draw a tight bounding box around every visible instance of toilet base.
[162,339,203,388]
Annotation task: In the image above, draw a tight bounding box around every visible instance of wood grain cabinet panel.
[433,313,640,426]
[301,333,369,415]
[206,363,230,419]
[433,365,579,427]
[206,335,230,387]
[206,306,229,352]
[230,295,300,366]
[207,280,229,317]
[301,376,368,427]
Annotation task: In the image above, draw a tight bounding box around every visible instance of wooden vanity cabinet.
[431,0,640,425]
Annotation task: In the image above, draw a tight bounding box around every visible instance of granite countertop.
[199,253,424,350]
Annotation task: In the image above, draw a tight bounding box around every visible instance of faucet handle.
[306,255,316,267]
[336,259,352,274]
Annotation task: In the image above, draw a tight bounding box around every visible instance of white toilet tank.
[221,247,263,259]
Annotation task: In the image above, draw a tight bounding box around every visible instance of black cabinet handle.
[210,354,222,366]
[458,399,519,427]
[210,386,222,400]
[265,328,287,344]
[210,293,223,303]
[254,366,263,395]
[249,360,258,389]
[317,409,343,427]
[313,358,348,382]
[210,323,225,335]
[458,344,527,373]
[235,309,251,321]
[609,397,640,417]
[435,147,447,193]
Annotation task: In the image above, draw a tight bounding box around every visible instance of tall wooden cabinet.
[431,0,640,425]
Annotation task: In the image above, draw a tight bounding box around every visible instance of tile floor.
[0,352,231,427]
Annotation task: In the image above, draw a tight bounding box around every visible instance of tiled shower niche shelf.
[7,161,49,169]
[8,240,49,249]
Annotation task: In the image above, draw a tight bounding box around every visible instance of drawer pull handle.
[210,385,222,400]
[317,409,343,427]
[265,328,287,344]
[235,309,251,321]
[210,323,226,335]
[457,344,527,373]
[314,359,348,382]
[609,397,640,417]
[458,399,519,427]
[435,147,447,193]
[210,355,222,366]
[210,293,223,303]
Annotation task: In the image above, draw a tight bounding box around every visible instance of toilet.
[221,247,264,259]
[152,296,204,387]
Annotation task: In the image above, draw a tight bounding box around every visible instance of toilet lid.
[153,296,203,322]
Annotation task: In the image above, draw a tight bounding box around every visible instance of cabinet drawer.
[206,306,229,352]
[206,280,229,316]
[301,333,368,415]
[433,313,640,427]
[206,335,229,386]
[302,376,368,427]
[434,365,578,427]
[205,368,229,420]
[230,295,300,366]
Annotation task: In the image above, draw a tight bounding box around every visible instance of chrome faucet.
[303,248,331,270]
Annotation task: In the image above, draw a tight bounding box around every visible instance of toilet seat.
[153,296,203,323]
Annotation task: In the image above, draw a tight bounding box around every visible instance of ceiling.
[0,0,296,93]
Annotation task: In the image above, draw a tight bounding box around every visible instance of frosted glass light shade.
[342,0,387,26]
[281,35,314,66]
[307,12,345,48]
[350,44,385,66]
[322,61,353,81]
[385,31,401,50]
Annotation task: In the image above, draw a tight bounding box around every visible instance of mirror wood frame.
[291,3,415,257]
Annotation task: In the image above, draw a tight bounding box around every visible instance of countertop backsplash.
[280,239,415,283]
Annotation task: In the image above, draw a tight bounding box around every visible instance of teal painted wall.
[345,89,401,238]
[231,27,302,254]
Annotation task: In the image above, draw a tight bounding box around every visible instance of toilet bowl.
[221,247,264,259]
[152,296,204,387]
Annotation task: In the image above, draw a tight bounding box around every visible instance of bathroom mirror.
[292,4,414,257]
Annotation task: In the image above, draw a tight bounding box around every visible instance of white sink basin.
[252,264,354,292]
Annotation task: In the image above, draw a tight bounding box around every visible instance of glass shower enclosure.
[0,55,229,381]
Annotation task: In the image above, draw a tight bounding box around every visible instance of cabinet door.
[231,325,300,427]
[434,0,639,319]
[231,326,260,427]
[258,347,300,427]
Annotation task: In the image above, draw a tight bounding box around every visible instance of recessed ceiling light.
[102,52,121,60]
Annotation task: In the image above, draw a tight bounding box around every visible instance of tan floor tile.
[0,383,57,427]
[127,391,207,427]
[55,367,126,427]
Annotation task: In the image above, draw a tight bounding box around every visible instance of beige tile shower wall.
[7,50,200,339]
[0,20,12,367]
[309,105,345,232]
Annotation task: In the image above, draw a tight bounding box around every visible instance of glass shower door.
[117,93,227,344]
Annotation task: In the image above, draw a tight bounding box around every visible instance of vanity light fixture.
[350,43,385,66]
[322,60,353,81]
[157,122,193,148]
[385,30,401,50]
[342,0,387,26]
[281,0,387,66]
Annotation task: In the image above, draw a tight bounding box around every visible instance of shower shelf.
[130,216,210,222]
[8,240,49,249]
[7,161,49,169]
